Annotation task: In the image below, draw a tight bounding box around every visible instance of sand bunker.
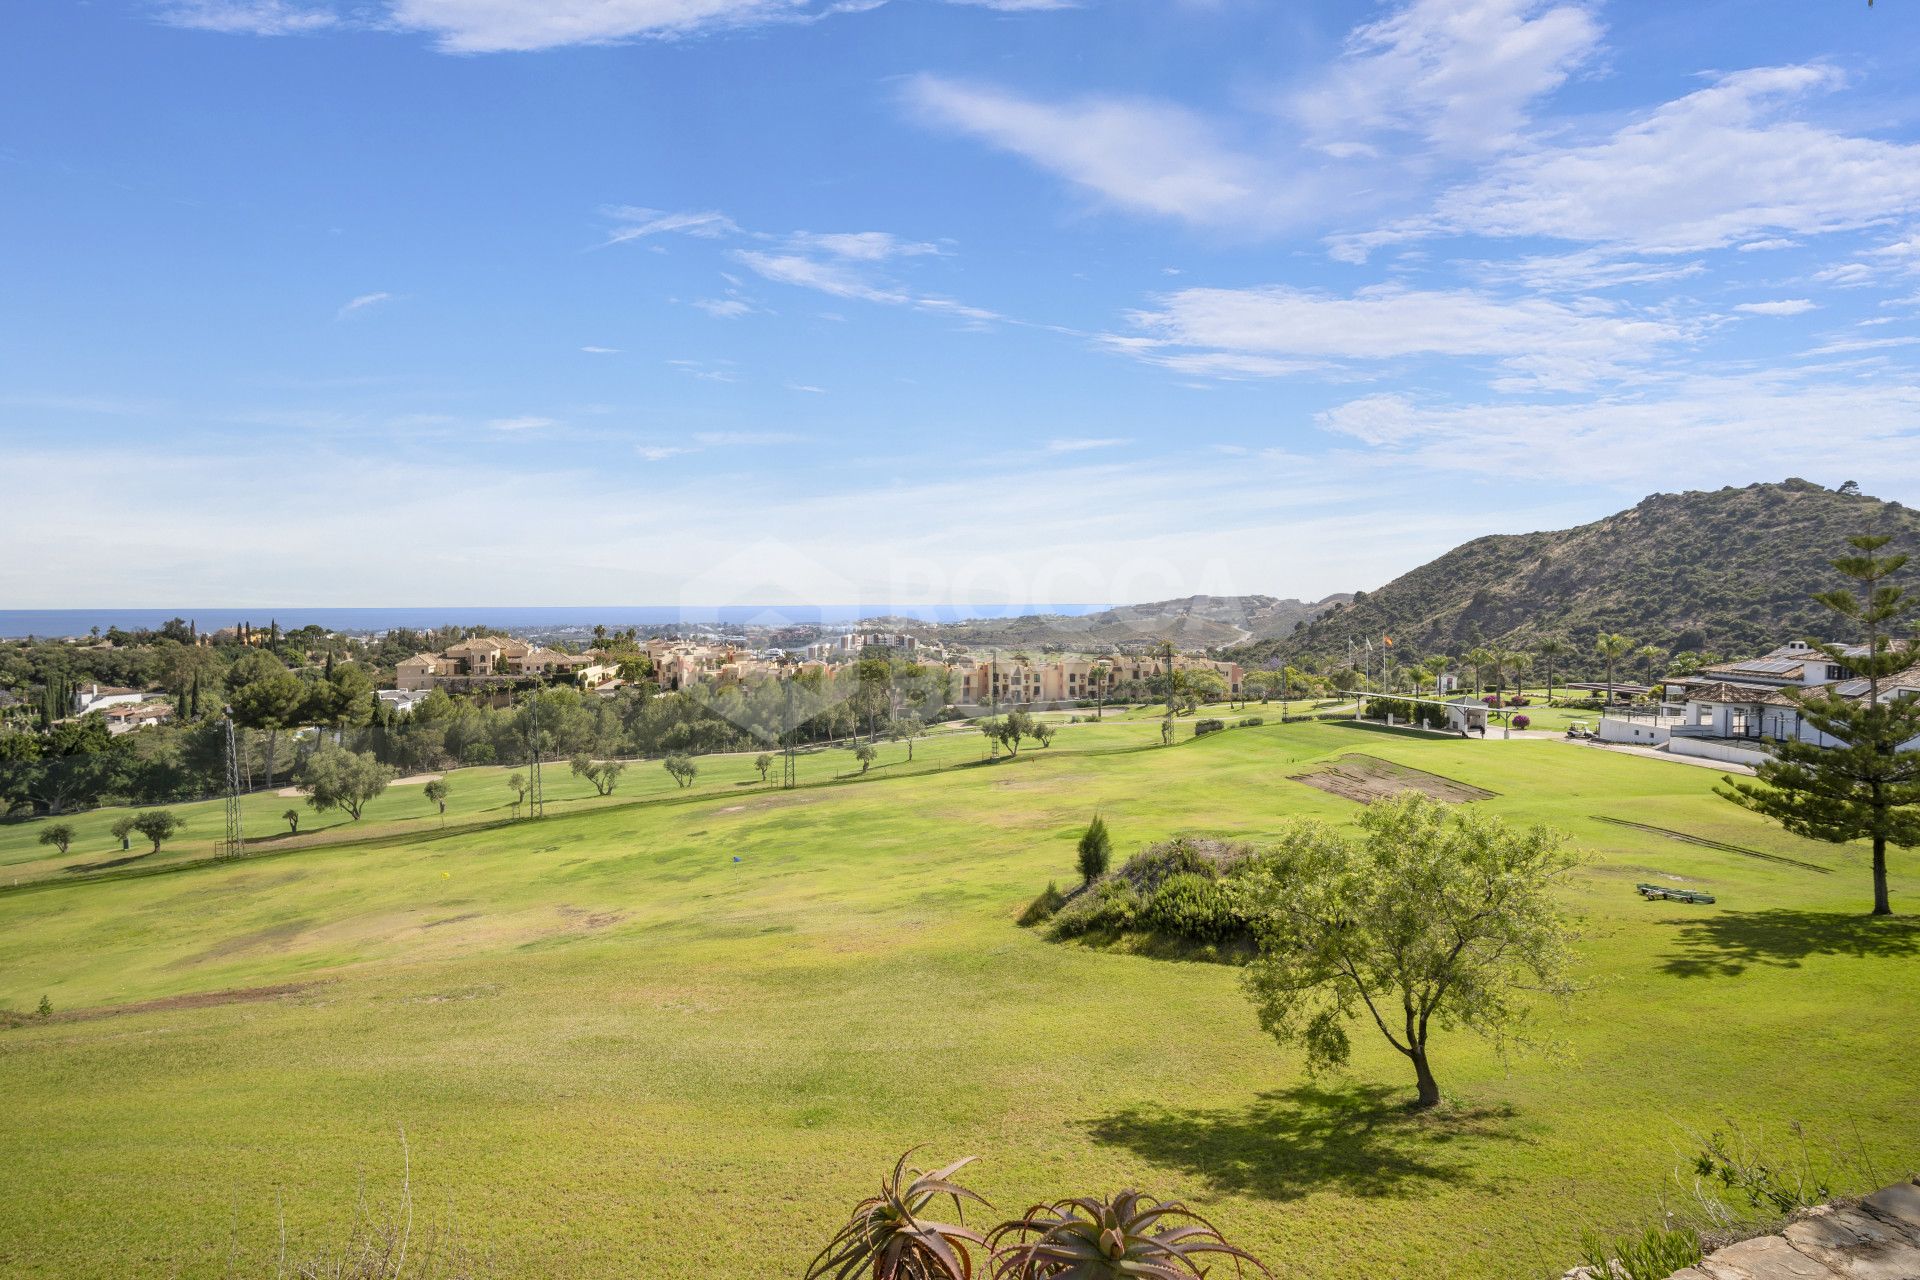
[1290,754,1495,805]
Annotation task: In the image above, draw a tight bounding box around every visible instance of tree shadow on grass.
[1083,1081,1522,1202]
[1659,909,1920,978]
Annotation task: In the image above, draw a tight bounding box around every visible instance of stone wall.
[1661,1179,1919,1279]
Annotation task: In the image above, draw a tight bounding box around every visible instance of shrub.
[37,823,74,856]
[1142,872,1245,944]
[1049,879,1140,938]
[1017,881,1067,927]
[1512,714,1531,729]
[1115,836,1254,893]
[1193,718,1226,737]
[1238,716,1264,727]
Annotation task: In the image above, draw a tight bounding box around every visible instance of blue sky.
[4,0,1919,609]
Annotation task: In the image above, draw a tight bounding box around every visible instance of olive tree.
[1240,792,1577,1109]
[298,743,396,821]
[664,755,697,788]
[37,823,75,856]
[131,809,183,853]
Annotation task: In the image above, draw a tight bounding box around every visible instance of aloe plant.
[986,1190,1268,1279]
[806,1149,991,1280]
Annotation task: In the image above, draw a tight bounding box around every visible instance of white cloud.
[386,0,817,53]
[581,345,620,354]
[1738,238,1799,252]
[1813,261,1878,288]
[336,291,392,318]
[489,415,559,431]
[156,0,337,35]
[602,207,741,245]
[786,383,828,394]
[788,231,942,260]
[1805,335,1920,356]
[733,250,908,305]
[1115,284,1687,389]
[1290,0,1602,155]
[1316,375,1920,485]
[637,444,696,462]
[693,297,756,319]
[1045,437,1127,454]
[1475,248,1705,291]
[905,75,1306,229]
[1734,299,1817,316]
[1339,65,1920,259]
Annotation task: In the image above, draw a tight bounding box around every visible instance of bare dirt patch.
[24,980,332,1026]
[166,919,310,968]
[1289,753,1495,805]
[557,905,627,930]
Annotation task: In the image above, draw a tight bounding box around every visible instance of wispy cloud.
[156,0,338,35]
[1735,299,1817,317]
[1045,437,1127,454]
[336,291,393,319]
[693,297,757,319]
[602,207,741,245]
[581,345,620,354]
[489,415,559,431]
[1113,284,1688,390]
[1288,0,1603,157]
[1335,65,1920,260]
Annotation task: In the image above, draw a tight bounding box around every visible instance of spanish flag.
[1382,635,1393,647]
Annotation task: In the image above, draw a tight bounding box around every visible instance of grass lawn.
[1,719,1916,1278]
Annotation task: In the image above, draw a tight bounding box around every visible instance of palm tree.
[1421,654,1450,698]
[1465,647,1495,698]
[1534,637,1569,704]
[1594,633,1635,707]
[1505,650,1533,701]
[1635,644,1665,685]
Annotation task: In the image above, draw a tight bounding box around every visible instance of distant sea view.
[0,604,1111,639]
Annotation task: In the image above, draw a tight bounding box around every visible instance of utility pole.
[989,648,1000,760]
[221,707,245,860]
[524,695,544,818]
[782,676,797,790]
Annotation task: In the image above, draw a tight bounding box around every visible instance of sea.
[0,605,1111,640]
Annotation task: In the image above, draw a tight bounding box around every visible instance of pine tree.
[1719,536,1920,915]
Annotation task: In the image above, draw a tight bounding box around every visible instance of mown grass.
[0,719,1914,1278]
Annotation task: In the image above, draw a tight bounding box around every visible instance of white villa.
[1601,639,1920,766]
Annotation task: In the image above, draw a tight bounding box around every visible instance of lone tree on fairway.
[298,743,396,822]
[755,752,773,782]
[854,743,878,773]
[424,778,451,814]
[37,823,75,856]
[664,755,698,788]
[1594,633,1634,706]
[282,808,300,835]
[1077,814,1112,885]
[1720,535,1920,916]
[131,809,183,854]
[110,814,135,850]
[569,754,624,796]
[506,772,527,817]
[1241,792,1576,1109]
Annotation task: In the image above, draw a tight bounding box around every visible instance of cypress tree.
[1719,536,1920,915]
[1077,814,1112,886]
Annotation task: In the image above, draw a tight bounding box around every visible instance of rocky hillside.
[1237,479,1920,670]
[889,594,1349,652]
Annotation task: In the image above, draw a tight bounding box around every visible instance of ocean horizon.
[0,604,1114,639]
